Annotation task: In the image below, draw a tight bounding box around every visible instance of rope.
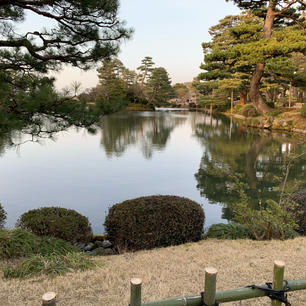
[246,281,291,306]
[200,292,219,306]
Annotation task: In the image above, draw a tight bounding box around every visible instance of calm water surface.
[1,110,305,233]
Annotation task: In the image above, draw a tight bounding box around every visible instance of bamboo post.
[204,267,218,306]
[130,278,142,306]
[272,260,285,306]
[42,292,56,306]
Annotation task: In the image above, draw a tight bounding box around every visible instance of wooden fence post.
[130,278,142,306]
[204,267,218,306]
[272,260,285,306]
[42,292,56,306]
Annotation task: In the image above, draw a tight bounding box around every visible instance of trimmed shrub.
[288,190,306,235]
[0,204,6,228]
[205,223,251,239]
[0,228,76,259]
[301,104,306,118]
[104,195,205,252]
[17,207,92,243]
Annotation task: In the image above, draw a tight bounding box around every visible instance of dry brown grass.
[1,238,305,306]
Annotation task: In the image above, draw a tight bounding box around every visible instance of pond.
[1,110,305,233]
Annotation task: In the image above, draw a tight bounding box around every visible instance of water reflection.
[193,114,306,220]
[100,111,187,159]
[0,110,305,232]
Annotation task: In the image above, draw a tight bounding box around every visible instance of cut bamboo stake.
[42,292,56,306]
[204,267,218,306]
[272,260,285,306]
[142,279,306,306]
[130,278,142,306]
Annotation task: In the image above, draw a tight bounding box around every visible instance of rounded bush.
[104,195,205,252]
[17,207,92,243]
[289,190,306,235]
[0,204,7,228]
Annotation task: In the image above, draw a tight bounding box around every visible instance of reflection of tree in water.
[100,112,187,159]
[193,114,306,220]
[0,115,98,156]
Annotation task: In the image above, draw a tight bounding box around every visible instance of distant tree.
[173,83,189,100]
[147,67,175,105]
[137,56,155,85]
[96,59,128,113]
[225,0,306,114]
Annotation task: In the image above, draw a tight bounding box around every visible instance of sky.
[27,0,240,90]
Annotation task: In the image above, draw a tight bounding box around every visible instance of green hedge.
[104,195,205,252]
[17,207,92,243]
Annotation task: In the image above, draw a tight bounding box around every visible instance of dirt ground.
[1,238,305,306]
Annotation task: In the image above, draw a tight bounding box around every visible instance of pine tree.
[226,0,306,114]
[137,57,155,85]
[147,67,175,105]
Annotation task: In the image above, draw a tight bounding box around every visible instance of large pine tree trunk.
[249,2,276,115]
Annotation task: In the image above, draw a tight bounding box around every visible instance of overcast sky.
[48,0,240,90]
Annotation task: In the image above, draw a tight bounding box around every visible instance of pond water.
[1,110,305,233]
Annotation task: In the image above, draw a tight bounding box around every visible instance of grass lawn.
[1,238,306,306]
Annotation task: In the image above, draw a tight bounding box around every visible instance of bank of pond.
[0,192,305,279]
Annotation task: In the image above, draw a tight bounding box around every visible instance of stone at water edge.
[84,242,95,251]
[102,240,113,249]
[94,241,103,248]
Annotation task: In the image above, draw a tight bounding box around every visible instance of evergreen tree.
[196,13,258,107]
[96,59,128,114]
[137,56,155,85]
[173,83,189,101]
[147,67,175,105]
[226,0,306,114]
[0,0,132,72]
[0,0,132,131]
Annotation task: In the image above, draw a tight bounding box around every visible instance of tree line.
[79,56,175,113]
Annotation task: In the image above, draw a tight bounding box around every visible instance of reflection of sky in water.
[0,111,305,234]
[1,112,224,233]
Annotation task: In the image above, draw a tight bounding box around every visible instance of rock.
[102,240,112,249]
[89,247,116,256]
[94,241,103,248]
[263,117,273,129]
[90,247,105,256]
[84,242,95,251]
